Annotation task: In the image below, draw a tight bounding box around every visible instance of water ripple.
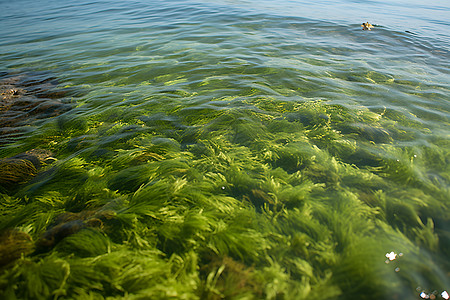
[0,0,448,141]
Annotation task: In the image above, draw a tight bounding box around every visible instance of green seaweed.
[0,71,448,300]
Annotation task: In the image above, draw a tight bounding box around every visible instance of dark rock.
[35,209,115,252]
[0,71,74,147]
[0,149,55,191]
[36,219,87,251]
[0,158,38,188]
[0,229,34,267]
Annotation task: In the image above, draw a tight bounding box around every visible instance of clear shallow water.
[0,0,449,299]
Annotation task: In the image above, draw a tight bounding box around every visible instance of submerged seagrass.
[0,0,449,299]
[0,94,448,299]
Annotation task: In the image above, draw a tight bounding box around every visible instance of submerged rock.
[35,209,115,252]
[0,71,73,146]
[0,149,55,191]
[0,229,35,267]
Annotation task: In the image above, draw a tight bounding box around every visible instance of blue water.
[0,0,449,299]
[208,0,450,41]
[1,0,448,127]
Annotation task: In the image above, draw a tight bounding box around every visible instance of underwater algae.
[0,0,449,296]
[0,75,449,300]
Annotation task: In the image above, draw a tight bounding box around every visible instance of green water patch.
[0,93,448,299]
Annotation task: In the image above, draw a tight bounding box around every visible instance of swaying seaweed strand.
[1,91,449,299]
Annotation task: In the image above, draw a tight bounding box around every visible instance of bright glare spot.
[221,186,225,190]
[386,251,397,261]
[420,292,429,299]
[414,154,417,158]
[442,291,449,300]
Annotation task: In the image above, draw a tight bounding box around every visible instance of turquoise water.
[0,0,449,299]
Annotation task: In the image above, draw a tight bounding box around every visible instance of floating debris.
[385,251,403,263]
[386,251,397,261]
[417,289,449,299]
[361,22,374,30]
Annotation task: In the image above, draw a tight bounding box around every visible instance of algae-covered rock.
[0,71,73,146]
[0,158,37,188]
[0,229,34,267]
[35,209,115,252]
[0,149,55,191]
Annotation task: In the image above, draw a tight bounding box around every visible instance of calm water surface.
[0,0,449,299]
